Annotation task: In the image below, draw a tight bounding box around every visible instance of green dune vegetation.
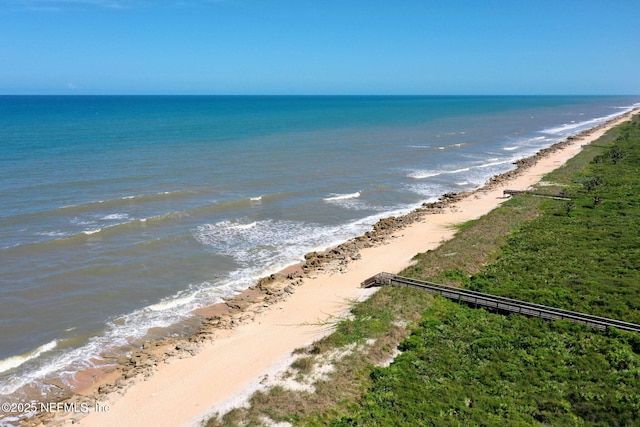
[206,116,640,426]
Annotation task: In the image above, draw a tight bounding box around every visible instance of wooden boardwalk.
[363,273,640,333]
[503,189,573,200]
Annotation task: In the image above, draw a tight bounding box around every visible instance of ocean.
[1,95,638,406]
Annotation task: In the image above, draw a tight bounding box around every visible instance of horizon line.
[2,93,639,97]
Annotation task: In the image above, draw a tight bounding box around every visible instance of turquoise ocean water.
[1,95,638,405]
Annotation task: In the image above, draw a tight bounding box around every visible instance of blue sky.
[1,0,639,95]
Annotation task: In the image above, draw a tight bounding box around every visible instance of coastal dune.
[68,112,634,427]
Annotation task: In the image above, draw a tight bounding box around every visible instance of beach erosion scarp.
[28,109,638,427]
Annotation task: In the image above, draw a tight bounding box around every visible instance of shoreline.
[22,109,637,426]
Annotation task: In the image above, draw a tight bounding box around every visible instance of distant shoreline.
[16,108,638,427]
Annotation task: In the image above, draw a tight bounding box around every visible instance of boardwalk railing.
[503,189,573,200]
[362,273,640,333]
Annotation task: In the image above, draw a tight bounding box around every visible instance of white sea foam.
[140,210,189,224]
[542,119,602,135]
[408,167,470,179]
[407,153,525,197]
[447,168,472,174]
[323,192,361,202]
[230,221,258,230]
[502,136,548,152]
[195,219,321,266]
[477,159,512,169]
[147,295,197,312]
[250,195,262,201]
[159,190,193,196]
[194,207,416,272]
[0,283,226,396]
[407,170,440,179]
[541,106,637,135]
[406,182,447,200]
[70,217,97,226]
[101,213,130,221]
[324,192,375,211]
[0,340,58,374]
[410,153,522,183]
[82,228,101,235]
[409,142,465,150]
[37,231,67,237]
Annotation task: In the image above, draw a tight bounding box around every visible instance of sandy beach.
[49,111,635,427]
